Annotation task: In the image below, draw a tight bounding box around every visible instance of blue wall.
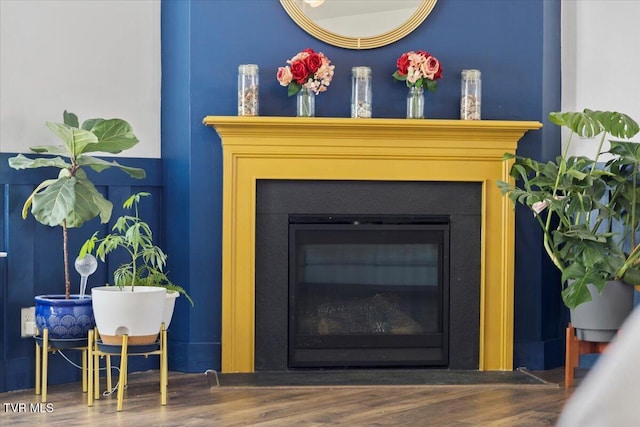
[0,0,563,392]
[160,0,563,376]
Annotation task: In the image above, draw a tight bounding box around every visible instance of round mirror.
[280,0,438,50]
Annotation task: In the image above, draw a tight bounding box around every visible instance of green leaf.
[589,110,639,139]
[561,280,592,309]
[622,268,640,286]
[424,79,438,93]
[81,118,104,131]
[8,154,70,170]
[82,119,139,154]
[21,179,58,219]
[496,180,513,195]
[27,145,72,156]
[550,109,639,140]
[287,82,302,97]
[76,155,146,179]
[549,111,602,138]
[78,232,99,259]
[65,169,113,227]
[609,141,640,162]
[63,111,79,128]
[392,71,407,82]
[565,168,587,180]
[561,269,607,309]
[45,122,98,157]
[31,176,76,226]
[123,192,151,209]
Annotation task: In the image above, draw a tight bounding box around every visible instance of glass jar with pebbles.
[238,64,259,116]
[351,66,372,118]
[460,69,481,120]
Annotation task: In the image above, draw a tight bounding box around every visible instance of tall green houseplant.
[8,111,146,299]
[79,192,193,305]
[499,109,640,309]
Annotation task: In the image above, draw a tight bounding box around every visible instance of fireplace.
[288,214,450,368]
[255,180,481,370]
[204,116,541,372]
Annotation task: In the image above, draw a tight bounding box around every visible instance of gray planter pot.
[570,280,635,342]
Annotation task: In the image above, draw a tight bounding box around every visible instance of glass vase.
[237,64,259,116]
[351,66,372,118]
[406,87,424,119]
[460,69,481,120]
[296,87,315,117]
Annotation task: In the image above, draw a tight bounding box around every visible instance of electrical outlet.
[21,307,36,338]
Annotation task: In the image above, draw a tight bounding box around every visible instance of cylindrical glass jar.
[460,69,481,120]
[351,66,372,118]
[296,87,315,117]
[238,64,259,116]
[406,87,424,119]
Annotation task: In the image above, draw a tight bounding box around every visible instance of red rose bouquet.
[392,50,443,92]
[276,48,335,96]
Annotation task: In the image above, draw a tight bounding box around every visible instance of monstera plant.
[499,109,640,309]
[8,111,146,299]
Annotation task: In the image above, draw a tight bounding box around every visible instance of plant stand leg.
[82,347,87,393]
[161,325,167,405]
[94,333,101,401]
[106,354,112,392]
[41,328,48,403]
[35,338,41,395]
[565,324,578,387]
[117,335,128,412]
[88,329,94,407]
[565,323,610,387]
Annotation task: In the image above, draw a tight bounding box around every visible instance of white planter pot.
[92,286,166,345]
[163,291,179,329]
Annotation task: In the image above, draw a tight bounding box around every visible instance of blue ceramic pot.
[34,295,95,339]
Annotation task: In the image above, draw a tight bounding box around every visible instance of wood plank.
[0,370,572,426]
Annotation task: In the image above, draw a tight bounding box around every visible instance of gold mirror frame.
[280,0,438,50]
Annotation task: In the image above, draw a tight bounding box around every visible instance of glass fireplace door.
[288,215,450,368]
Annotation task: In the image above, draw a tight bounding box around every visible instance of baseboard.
[168,341,221,373]
[514,337,565,370]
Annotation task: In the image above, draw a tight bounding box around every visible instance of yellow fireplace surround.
[203,116,542,372]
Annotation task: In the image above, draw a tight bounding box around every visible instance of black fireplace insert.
[288,214,450,368]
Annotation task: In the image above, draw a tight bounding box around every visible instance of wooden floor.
[1,369,573,426]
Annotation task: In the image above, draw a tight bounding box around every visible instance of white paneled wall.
[561,0,640,157]
[0,0,161,158]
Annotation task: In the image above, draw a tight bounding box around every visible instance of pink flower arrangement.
[276,48,335,96]
[392,50,443,92]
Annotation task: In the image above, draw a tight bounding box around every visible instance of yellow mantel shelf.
[203,116,541,150]
[204,116,542,372]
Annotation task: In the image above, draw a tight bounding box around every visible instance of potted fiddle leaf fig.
[8,110,145,339]
[79,192,193,345]
[499,109,640,341]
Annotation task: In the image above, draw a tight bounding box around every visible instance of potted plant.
[8,111,145,339]
[499,109,640,340]
[79,192,193,345]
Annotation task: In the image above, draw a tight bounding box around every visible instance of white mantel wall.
[561,0,640,157]
[0,0,161,158]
